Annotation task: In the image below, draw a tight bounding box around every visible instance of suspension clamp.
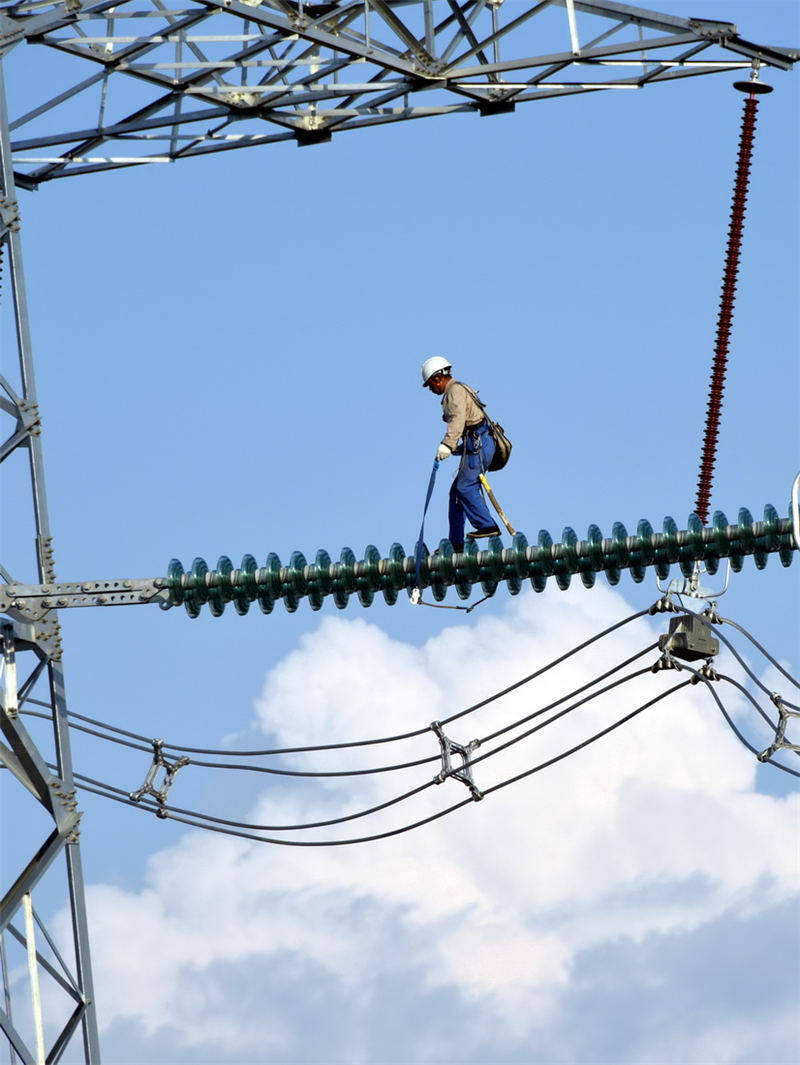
[657,614,720,664]
[757,695,800,762]
[656,562,730,604]
[130,738,189,817]
[648,596,680,616]
[431,721,483,800]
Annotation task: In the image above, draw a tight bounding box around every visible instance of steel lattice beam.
[0,0,796,184]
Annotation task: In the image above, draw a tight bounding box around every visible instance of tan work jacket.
[441,380,485,451]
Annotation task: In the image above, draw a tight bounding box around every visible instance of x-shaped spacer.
[430,721,483,801]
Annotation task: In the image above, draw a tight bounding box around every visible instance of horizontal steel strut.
[2,0,797,186]
[0,505,794,623]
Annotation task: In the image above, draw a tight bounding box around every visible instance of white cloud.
[64,586,799,1063]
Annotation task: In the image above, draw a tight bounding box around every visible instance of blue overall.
[448,422,495,547]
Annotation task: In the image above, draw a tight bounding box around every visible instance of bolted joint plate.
[0,579,170,622]
[3,610,63,661]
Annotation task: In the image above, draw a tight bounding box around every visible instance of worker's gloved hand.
[436,444,452,461]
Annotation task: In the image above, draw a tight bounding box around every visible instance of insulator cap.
[733,80,773,94]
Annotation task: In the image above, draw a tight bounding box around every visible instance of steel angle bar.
[0,1006,32,1065]
[712,36,798,70]
[0,736,53,803]
[1,629,59,813]
[11,107,231,147]
[0,424,32,462]
[436,0,488,66]
[368,0,437,66]
[106,14,286,84]
[19,29,364,178]
[15,11,223,179]
[0,384,41,464]
[47,1003,86,1065]
[1,900,91,1064]
[0,0,121,54]
[0,389,21,416]
[449,30,718,80]
[444,1,549,72]
[443,0,496,79]
[197,0,425,76]
[0,59,100,1063]
[0,829,77,934]
[5,907,85,999]
[551,0,730,36]
[24,893,47,1065]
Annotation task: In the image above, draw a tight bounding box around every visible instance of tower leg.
[0,62,101,1065]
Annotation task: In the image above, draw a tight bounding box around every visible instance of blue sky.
[2,1,799,1062]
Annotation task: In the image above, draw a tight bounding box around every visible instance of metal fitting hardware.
[651,652,682,673]
[37,535,56,584]
[657,559,730,602]
[0,578,170,621]
[701,602,722,626]
[657,614,720,663]
[0,196,20,233]
[130,739,189,816]
[649,596,680,615]
[431,721,482,800]
[690,661,719,684]
[758,695,800,762]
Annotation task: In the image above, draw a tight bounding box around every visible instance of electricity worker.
[421,356,500,552]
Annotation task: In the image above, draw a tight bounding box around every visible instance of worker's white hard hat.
[421,356,452,387]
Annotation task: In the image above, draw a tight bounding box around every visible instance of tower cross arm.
[0,577,170,619]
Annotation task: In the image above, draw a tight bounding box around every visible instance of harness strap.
[412,459,440,596]
[411,457,494,613]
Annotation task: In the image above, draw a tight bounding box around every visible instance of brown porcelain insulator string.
[695,78,772,525]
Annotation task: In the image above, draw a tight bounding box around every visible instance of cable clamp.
[648,595,679,616]
[701,601,722,626]
[431,721,483,800]
[758,695,800,762]
[130,738,189,817]
[651,651,682,673]
[690,661,719,685]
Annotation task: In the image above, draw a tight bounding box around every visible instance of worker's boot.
[467,525,500,541]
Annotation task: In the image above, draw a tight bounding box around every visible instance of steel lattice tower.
[0,2,796,1060]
